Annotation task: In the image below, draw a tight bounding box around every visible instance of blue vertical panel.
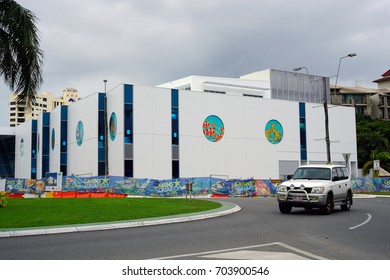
[124,84,134,177]
[0,135,15,177]
[31,120,37,179]
[124,85,133,144]
[171,89,179,178]
[42,112,50,177]
[60,106,68,175]
[299,102,307,161]
[98,92,106,175]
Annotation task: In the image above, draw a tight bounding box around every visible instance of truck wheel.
[321,194,333,215]
[279,203,292,214]
[341,192,352,211]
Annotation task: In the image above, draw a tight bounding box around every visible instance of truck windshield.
[292,167,331,180]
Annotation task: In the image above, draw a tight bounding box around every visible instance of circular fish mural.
[51,128,55,151]
[265,119,283,144]
[20,138,24,157]
[203,115,224,142]
[109,112,117,141]
[76,120,84,146]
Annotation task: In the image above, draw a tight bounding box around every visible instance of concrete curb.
[353,194,390,198]
[0,201,241,238]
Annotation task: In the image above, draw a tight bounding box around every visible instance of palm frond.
[361,161,372,177]
[0,0,44,107]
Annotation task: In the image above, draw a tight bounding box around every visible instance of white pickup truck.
[277,164,353,214]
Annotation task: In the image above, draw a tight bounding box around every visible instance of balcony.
[342,97,367,106]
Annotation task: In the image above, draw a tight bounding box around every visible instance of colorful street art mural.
[352,177,390,193]
[4,176,390,197]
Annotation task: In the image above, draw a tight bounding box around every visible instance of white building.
[104,83,357,180]
[8,71,358,180]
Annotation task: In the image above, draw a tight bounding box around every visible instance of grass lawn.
[0,198,221,230]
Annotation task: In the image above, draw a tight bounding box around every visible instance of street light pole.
[293,66,315,95]
[294,53,356,164]
[334,53,357,95]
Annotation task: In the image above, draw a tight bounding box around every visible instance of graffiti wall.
[352,178,390,193]
[4,176,390,197]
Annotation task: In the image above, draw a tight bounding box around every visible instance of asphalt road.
[0,196,389,260]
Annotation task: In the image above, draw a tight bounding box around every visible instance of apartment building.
[330,85,379,117]
[8,87,79,127]
[374,70,390,120]
[329,69,390,120]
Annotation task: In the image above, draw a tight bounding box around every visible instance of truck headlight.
[311,187,325,194]
[278,186,288,192]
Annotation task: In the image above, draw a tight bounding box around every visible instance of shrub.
[0,192,8,208]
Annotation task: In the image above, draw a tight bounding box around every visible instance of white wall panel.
[49,106,61,173]
[107,84,125,176]
[328,106,357,163]
[67,93,99,176]
[179,91,301,179]
[133,86,171,179]
[305,103,357,166]
[14,121,32,178]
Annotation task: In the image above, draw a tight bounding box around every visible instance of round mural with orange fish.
[203,115,224,142]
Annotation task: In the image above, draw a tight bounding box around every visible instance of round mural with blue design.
[51,128,55,151]
[203,115,225,142]
[76,120,84,146]
[109,112,117,141]
[20,138,24,157]
[265,119,283,144]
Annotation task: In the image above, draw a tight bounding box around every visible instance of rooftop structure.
[159,69,330,104]
[373,69,390,89]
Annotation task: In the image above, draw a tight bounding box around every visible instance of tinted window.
[339,167,349,179]
[332,168,339,181]
[293,167,330,180]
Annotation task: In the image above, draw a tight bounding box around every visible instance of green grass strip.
[0,198,221,230]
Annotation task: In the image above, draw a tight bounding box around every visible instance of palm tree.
[0,0,44,107]
[362,149,390,178]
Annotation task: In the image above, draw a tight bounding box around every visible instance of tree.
[356,114,390,169]
[361,149,390,177]
[0,0,44,106]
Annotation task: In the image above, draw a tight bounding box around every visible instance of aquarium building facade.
[7,77,358,181]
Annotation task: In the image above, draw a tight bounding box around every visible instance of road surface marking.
[201,250,308,260]
[349,213,372,230]
[153,242,327,260]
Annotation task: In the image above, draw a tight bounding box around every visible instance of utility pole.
[103,79,109,175]
[323,77,331,164]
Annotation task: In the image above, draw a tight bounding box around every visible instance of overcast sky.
[1,0,390,126]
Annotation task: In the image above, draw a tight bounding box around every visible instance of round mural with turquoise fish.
[202,115,225,142]
[109,112,117,141]
[51,128,55,150]
[265,119,283,144]
[76,120,84,146]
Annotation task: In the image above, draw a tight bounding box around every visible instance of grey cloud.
[1,0,390,125]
